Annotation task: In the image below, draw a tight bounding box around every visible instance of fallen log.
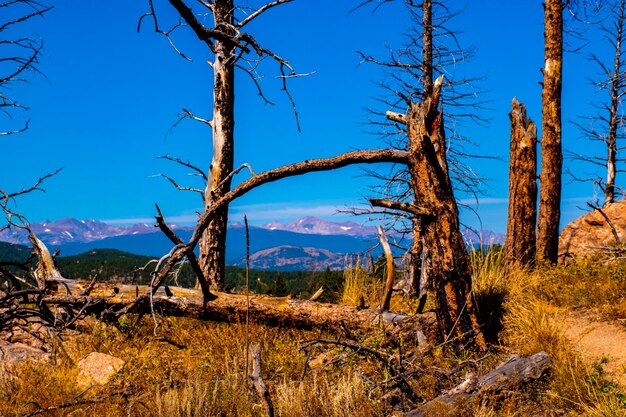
[43,280,436,336]
[404,351,550,417]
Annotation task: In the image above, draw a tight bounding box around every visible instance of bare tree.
[570,0,626,206]
[0,0,51,137]
[356,0,484,302]
[504,99,537,271]
[141,0,303,292]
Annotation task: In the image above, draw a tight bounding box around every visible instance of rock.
[76,352,124,389]
[559,200,626,263]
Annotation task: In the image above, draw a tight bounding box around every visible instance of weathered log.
[404,351,551,417]
[44,280,436,334]
[504,98,537,271]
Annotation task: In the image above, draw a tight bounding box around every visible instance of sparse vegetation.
[1,247,626,416]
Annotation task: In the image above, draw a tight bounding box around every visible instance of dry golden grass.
[471,248,626,415]
[341,257,381,307]
[2,252,626,416]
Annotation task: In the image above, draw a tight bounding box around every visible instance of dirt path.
[561,311,626,387]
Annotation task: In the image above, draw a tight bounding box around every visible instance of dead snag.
[504,98,537,272]
[404,351,551,417]
[389,76,486,351]
[249,345,274,417]
[537,0,563,264]
[378,226,395,312]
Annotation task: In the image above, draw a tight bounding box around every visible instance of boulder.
[558,200,626,263]
[76,352,124,389]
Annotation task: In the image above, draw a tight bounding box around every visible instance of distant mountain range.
[261,216,378,237]
[0,216,504,271]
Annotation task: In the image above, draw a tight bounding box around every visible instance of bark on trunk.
[406,0,433,300]
[605,0,625,205]
[401,77,485,350]
[537,0,563,264]
[504,99,537,271]
[199,0,236,291]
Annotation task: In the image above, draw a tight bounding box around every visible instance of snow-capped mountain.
[0,216,504,271]
[0,218,158,245]
[261,216,378,236]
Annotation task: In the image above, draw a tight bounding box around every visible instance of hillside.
[0,241,31,263]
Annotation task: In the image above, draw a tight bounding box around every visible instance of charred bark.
[537,0,563,264]
[393,77,486,350]
[504,99,537,271]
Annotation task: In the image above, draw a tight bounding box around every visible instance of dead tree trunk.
[605,0,625,205]
[406,0,432,300]
[389,77,486,350]
[504,99,537,271]
[198,0,236,291]
[537,0,563,264]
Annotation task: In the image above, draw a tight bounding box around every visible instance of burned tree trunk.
[198,0,236,291]
[406,0,432,300]
[605,0,625,205]
[389,77,485,350]
[537,0,563,264]
[504,99,537,271]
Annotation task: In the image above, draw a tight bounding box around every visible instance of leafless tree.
[0,0,51,137]
[141,0,307,293]
[570,0,626,206]
[354,0,485,303]
[537,0,608,263]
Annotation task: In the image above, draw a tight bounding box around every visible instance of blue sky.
[0,1,616,232]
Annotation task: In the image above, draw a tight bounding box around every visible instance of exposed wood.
[404,351,551,417]
[249,345,274,417]
[378,226,395,312]
[29,233,69,291]
[504,98,537,271]
[43,280,436,334]
[197,0,236,291]
[395,76,486,350]
[537,0,563,264]
[386,111,408,125]
[369,199,432,217]
[308,286,325,302]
